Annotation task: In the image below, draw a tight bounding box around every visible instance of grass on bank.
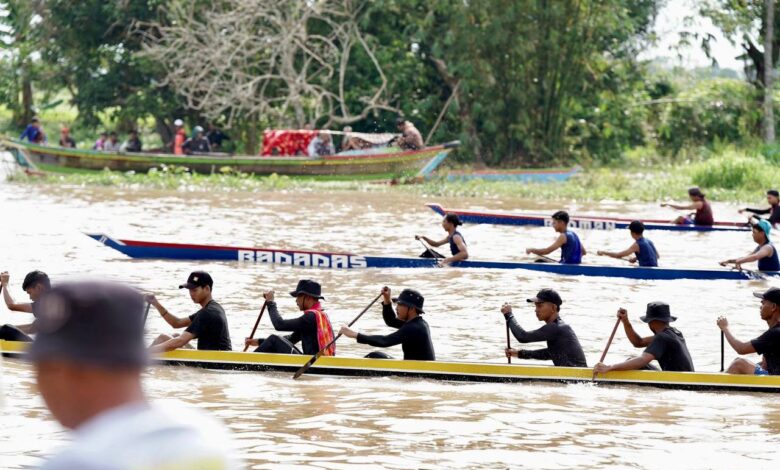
[6,147,778,205]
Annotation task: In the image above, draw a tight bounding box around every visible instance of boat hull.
[427,203,749,232]
[2,340,778,393]
[86,233,775,281]
[2,138,453,177]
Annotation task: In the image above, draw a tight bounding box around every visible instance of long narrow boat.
[427,203,749,232]
[1,137,457,178]
[443,166,580,182]
[86,233,776,281]
[2,340,777,393]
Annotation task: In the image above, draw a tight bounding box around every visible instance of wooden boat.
[1,137,457,178]
[2,340,777,393]
[443,166,580,182]
[427,203,749,232]
[86,233,776,281]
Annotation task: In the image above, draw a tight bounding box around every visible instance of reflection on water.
[1,161,780,468]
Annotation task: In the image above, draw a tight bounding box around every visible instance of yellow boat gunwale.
[3,340,779,393]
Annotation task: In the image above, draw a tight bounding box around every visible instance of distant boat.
[442,166,580,182]
[1,137,457,178]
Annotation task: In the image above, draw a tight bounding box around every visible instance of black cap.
[179,271,213,290]
[640,301,677,323]
[628,220,645,234]
[551,211,569,224]
[688,187,705,198]
[526,288,563,307]
[22,270,50,290]
[768,190,780,198]
[29,282,149,368]
[290,279,324,299]
[753,287,780,305]
[392,289,425,313]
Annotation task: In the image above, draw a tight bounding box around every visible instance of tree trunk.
[154,117,173,152]
[765,0,776,143]
[17,63,34,127]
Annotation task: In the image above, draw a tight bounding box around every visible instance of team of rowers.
[1,268,778,377]
[413,187,780,272]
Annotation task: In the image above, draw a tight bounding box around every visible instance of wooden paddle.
[720,261,767,280]
[592,317,621,380]
[142,302,151,326]
[506,323,512,364]
[417,238,443,260]
[243,301,268,352]
[534,254,558,263]
[720,330,725,372]
[293,293,382,379]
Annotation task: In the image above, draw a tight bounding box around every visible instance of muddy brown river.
[1,154,779,468]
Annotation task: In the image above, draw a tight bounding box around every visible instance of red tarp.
[261,130,318,156]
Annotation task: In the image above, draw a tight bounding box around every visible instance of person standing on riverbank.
[526,211,586,264]
[501,289,587,367]
[739,189,780,227]
[415,213,469,266]
[0,270,51,342]
[339,287,435,361]
[32,281,239,469]
[597,220,659,267]
[717,287,780,375]
[661,186,714,226]
[245,280,336,356]
[593,302,694,373]
[146,271,232,353]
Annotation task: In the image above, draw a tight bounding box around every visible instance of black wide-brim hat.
[392,288,425,313]
[290,279,324,299]
[640,301,677,323]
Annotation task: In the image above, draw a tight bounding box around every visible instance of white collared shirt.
[39,401,241,469]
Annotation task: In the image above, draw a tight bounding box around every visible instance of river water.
[1,154,778,469]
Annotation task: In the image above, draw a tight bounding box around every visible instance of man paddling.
[716,287,780,375]
[597,221,659,267]
[593,302,694,373]
[415,213,468,265]
[501,289,587,367]
[719,218,779,271]
[339,287,435,361]
[740,189,780,227]
[661,186,714,226]
[0,270,51,342]
[31,281,238,469]
[526,211,586,264]
[147,271,232,353]
[244,279,336,356]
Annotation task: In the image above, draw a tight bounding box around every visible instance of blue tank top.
[756,242,780,271]
[560,231,582,264]
[635,237,658,267]
[449,231,465,256]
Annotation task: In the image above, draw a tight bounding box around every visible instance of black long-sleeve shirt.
[745,205,780,225]
[505,314,587,367]
[266,301,321,355]
[357,303,435,360]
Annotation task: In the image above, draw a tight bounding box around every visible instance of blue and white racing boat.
[87,234,774,281]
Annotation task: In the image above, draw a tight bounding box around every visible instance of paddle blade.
[293,352,321,379]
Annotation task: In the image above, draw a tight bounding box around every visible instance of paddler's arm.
[731,244,774,267]
[441,234,468,265]
[618,309,652,347]
[740,207,770,215]
[145,294,191,329]
[660,202,699,210]
[507,348,551,360]
[716,316,756,355]
[1,272,34,313]
[266,300,307,332]
[597,244,638,260]
[593,352,653,373]
[415,234,448,248]
[149,331,196,353]
[526,233,566,256]
[501,305,554,343]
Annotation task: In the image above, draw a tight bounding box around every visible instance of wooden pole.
[243,301,268,352]
[593,318,621,380]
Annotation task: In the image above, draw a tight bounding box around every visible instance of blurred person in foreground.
[31,281,240,469]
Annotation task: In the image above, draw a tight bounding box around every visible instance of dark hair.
[688,187,705,198]
[396,117,406,127]
[628,220,645,234]
[768,190,779,198]
[444,213,462,227]
[22,271,51,291]
[551,211,569,224]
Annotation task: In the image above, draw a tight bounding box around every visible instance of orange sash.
[307,306,336,356]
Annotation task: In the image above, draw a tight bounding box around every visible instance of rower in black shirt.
[147,271,232,352]
[593,302,694,373]
[717,287,780,375]
[340,287,435,361]
[502,288,587,367]
[739,189,780,227]
[0,270,51,342]
[244,279,336,356]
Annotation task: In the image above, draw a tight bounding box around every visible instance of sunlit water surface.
[1,154,778,469]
